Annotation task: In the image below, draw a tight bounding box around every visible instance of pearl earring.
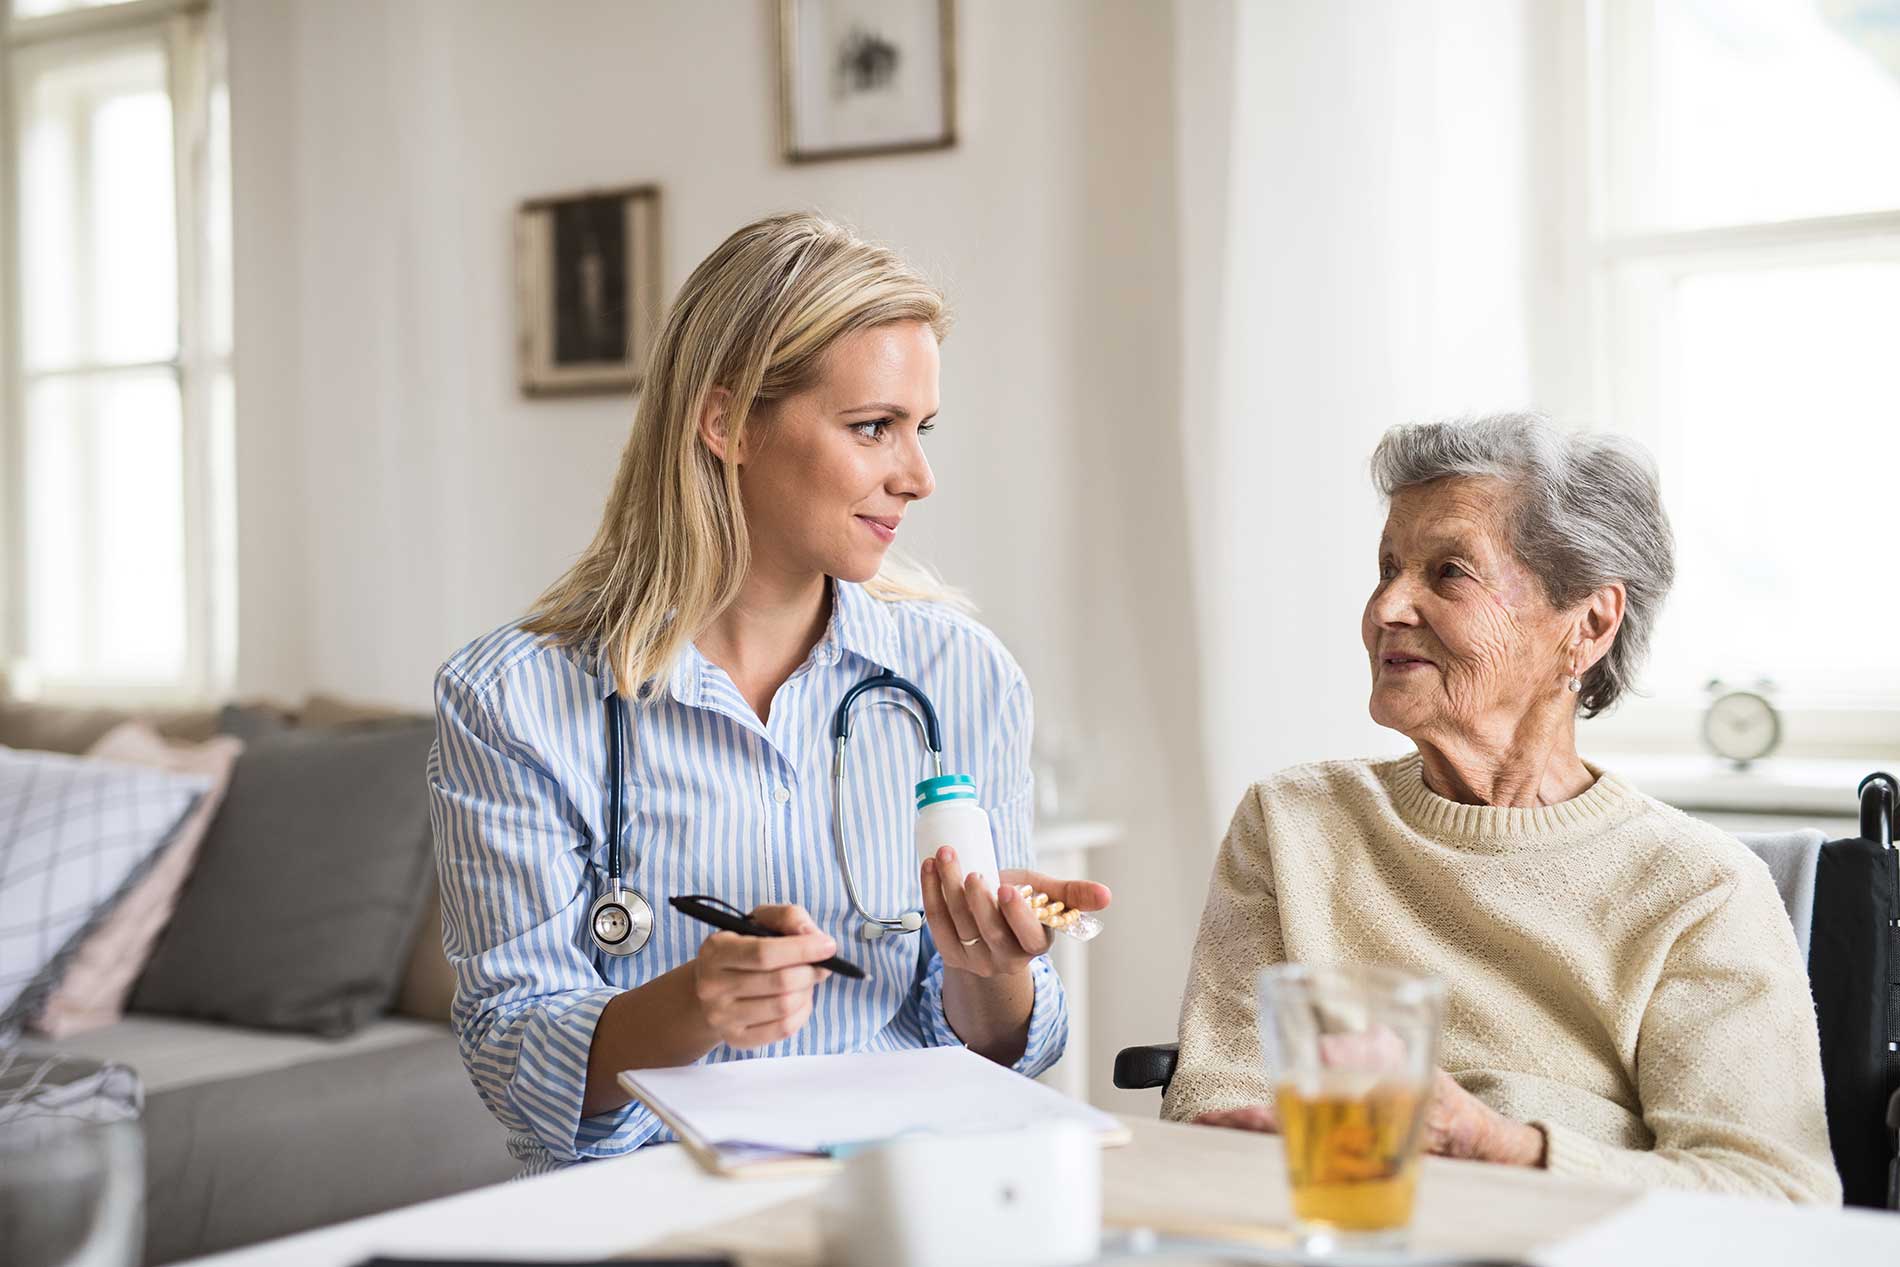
[1567,675,1582,694]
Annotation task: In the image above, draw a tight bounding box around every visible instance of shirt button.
[773,786,791,803]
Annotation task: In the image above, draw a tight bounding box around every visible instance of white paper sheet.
[619,1046,1125,1155]
[1532,1190,1900,1266]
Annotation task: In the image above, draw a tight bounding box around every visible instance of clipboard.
[617,1046,1130,1178]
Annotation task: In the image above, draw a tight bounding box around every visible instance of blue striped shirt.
[427,579,1067,1173]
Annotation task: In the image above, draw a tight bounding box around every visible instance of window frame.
[0,0,232,705]
[1558,0,1900,762]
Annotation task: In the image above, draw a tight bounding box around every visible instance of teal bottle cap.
[915,774,978,809]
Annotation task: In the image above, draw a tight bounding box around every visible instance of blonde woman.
[428,212,1109,1173]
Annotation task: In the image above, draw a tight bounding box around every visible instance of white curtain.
[1174,0,1548,830]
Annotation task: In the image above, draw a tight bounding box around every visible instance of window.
[1581,0,1900,756]
[0,0,233,702]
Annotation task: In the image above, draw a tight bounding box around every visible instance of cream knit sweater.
[1161,753,1841,1205]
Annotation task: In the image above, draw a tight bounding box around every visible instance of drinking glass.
[0,1116,143,1267]
[1257,963,1444,1253]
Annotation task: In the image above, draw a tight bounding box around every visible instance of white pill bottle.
[914,774,1000,894]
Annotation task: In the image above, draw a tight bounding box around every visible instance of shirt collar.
[590,579,902,702]
[592,641,620,699]
[592,638,701,706]
[825,578,905,675]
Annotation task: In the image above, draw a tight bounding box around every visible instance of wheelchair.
[1115,771,1900,1210]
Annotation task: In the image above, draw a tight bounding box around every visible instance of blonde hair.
[524,211,964,695]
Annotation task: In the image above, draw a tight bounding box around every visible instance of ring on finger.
[959,935,981,947]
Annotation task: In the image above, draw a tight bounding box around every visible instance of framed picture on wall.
[515,184,661,397]
[779,0,957,162]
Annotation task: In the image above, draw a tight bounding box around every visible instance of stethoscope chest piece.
[590,886,654,957]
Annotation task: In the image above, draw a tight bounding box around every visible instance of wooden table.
[184,1116,1900,1267]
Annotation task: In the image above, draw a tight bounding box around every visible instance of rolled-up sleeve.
[427,666,652,1163]
[902,672,1068,1077]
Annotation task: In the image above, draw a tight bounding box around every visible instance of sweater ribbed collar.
[1386,750,1639,850]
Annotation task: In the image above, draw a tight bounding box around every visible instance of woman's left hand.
[1421,1070,1546,1167]
[921,847,1112,979]
[1193,1072,1545,1170]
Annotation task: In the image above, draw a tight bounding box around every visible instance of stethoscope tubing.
[829,670,943,935]
[607,687,627,887]
[597,668,945,954]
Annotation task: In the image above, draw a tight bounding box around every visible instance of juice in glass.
[1256,963,1444,1252]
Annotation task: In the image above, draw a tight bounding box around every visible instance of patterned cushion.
[0,1045,141,1132]
[0,747,209,1034]
[30,725,245,1038]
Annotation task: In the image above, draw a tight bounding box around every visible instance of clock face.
[1704,690,1780,764]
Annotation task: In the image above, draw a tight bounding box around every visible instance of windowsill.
[1595,751,1889,818]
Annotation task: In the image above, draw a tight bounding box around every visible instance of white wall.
[230,0,1083,721]
[226,0,1206,1106]
[1064,1,1212,1112]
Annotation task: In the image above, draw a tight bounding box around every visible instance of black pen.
[668,894,867,980]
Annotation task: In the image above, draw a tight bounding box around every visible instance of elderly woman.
[1163,414,1839,1204]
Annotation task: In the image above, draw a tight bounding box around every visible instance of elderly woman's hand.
[1192,1072,1546,1169]
[1421,1070,1545,1166]
[1193,1103,1280,1132]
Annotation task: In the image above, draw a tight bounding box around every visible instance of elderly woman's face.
[1362,477,1574,740]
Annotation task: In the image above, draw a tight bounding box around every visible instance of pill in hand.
[1014,884,1094,936]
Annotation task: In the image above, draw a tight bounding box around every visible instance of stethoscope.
[588,669,945,957]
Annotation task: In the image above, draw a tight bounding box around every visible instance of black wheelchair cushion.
[1808,833,1899,1208]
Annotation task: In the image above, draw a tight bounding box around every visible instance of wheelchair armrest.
[1113,1042,1179,1091]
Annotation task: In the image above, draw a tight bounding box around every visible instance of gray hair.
[1368,413,1674,717]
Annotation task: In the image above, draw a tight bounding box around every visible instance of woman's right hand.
[689,903,835,1050]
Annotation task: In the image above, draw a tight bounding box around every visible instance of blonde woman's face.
[739,321,939,583]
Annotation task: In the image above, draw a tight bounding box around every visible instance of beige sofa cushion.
[0,699,220,755]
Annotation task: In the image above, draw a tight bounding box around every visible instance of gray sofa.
[3,697,518,1266]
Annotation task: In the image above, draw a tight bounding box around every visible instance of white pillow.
[0,747,209,1033]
